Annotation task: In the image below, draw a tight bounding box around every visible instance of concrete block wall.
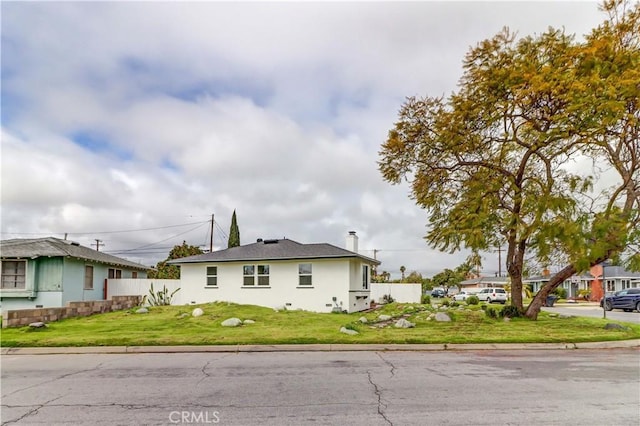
[1,295,142,328]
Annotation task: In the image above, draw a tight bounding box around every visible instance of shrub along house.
[0,237,149,313]
[169,232,380,313]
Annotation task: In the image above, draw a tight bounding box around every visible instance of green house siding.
[36,257,64,291]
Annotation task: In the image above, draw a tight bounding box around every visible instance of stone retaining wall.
[1,296,143,328]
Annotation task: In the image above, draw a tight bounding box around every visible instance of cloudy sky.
[1,1,605,277]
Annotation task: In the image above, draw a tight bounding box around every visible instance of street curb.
[2,339,639,355]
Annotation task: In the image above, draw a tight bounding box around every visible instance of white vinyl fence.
[370,283,422,303]
[107,279,183,305]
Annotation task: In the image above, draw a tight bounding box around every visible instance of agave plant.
[147,282,180,306]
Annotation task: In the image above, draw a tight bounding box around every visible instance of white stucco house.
[169,232,380,313]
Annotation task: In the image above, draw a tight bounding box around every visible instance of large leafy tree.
[379,0,639,319]
[228,210,241,248]
[148,241,203,279]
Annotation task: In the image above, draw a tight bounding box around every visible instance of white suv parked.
[477,288,508,304]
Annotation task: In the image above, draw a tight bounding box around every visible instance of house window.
[132,271,138,279]
[362,265,369,290]
[108,268,122,279]
[243,265,255,286]
[84,265,94,290]
[622,279,630,289]
[606,280,615,292]
[257,265,269,286]
[299,263,312,286]
[243,265,269,286]
[1,260,26,289]
[207,266,218,286]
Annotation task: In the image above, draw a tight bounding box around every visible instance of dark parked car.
[600,288,640,312]
[431,288,446,298]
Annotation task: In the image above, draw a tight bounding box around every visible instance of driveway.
[543,303,640,324]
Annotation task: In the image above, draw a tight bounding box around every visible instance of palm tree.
[400,265,406,281]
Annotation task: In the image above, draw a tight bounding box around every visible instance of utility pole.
[497,245,503,277]
[209,214,214,253]
[94,239,104,251]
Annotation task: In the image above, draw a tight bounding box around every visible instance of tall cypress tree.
[228,210,240,248]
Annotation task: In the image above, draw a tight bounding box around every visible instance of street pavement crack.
[376,352,396,378]
[1,364,104,399]
[196,353,234,387]
[196,359,214,387]
[1,395,63,426]
[367,370,392,426]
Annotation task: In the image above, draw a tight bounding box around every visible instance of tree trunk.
[506,239,526,309]
[524,264,577,319]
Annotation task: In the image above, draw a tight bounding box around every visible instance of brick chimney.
[346,231,359,253]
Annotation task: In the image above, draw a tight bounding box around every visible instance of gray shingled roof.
[169,238,380,265]
[0,237,149,271]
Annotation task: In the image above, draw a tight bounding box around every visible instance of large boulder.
[221,317,243,327]
[243,319,255,324]
[435,312,451,322]
[340,327,359,335]
[604,323,631,331]
[358,317,368,323]
[394,318,415,328]
[136,307,149,314]
[28,322,47,328]
[192,308,204,317]
[377,314,392,321]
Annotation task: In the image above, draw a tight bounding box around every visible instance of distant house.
[588,264,640,301]
[0,237,149,312]
[169,232,380,313]
[459,276,509,291]
[524,273,593,299]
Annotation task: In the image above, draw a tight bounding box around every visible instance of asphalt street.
[543,304,640,323]
[2,349,639,426]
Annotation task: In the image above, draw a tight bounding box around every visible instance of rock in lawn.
[378,314,392,321]
[243,319,255,324]
[340,327,359,335]
[358,317,368,323]
[28,322,47,328]
[394,318,415,328]
[435,312,451,322]
[604,323,630,331]
[136,307,149,314]
[221,317,243,327]
[192,308,204,317]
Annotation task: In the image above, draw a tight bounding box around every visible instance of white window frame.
[84,265,94,290]
[206,266,218,286]
[606,279,615,292]
[298,263,312,286]
[243,265,255,286]
[257,265,270,286]
[243,265,269,286]
[1,260,27,290]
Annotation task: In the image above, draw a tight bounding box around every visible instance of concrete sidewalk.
[2,339,639,355]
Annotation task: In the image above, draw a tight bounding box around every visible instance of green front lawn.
[1,302,638,347]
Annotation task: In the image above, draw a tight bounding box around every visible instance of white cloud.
[1,1,607,275]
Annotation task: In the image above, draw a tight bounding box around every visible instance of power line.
[1,220,209,236]
[110,222,209,253]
